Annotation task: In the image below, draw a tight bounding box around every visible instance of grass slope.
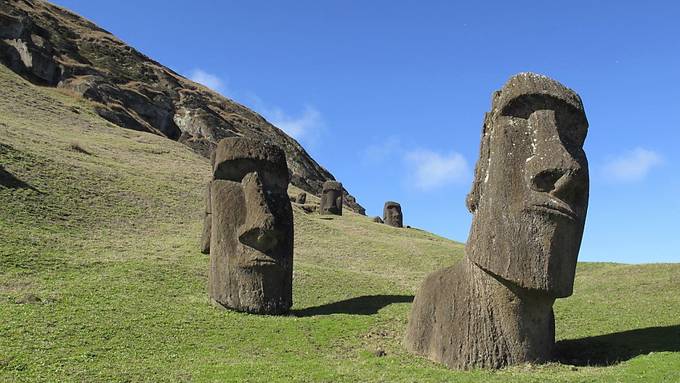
[1,65,679,382]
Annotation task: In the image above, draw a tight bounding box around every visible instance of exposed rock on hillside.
[0,0,364,213]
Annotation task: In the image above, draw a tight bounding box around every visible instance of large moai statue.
[383,201,403,228]
[405,73,589,369]
[208,137,294,315]
[319,180,343,215]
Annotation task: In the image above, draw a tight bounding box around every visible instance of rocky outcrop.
[0,0,364,214]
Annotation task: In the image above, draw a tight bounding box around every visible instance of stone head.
[320,180,343,215]
[209,137,293,313]
[383,201,403,228]
[465,73,589,298]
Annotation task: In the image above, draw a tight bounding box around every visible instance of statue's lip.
[246,257,279,267]
[529,202,577,220]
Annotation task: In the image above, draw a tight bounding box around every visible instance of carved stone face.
[383,201,403,228]
[209,138,293,314]
[320,181,343,215]
[466,73,589,298]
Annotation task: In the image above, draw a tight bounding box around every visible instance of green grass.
[1,64,679,382]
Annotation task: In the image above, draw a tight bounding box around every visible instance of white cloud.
[603,147,662,182]
[189,69,226,94]
[185,70,322,146]
[404,149,469,190]
[267,105,323,145]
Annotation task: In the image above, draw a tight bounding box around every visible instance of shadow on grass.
[555,324,680,366]
[294,295,413,317]
[0,165,38,191]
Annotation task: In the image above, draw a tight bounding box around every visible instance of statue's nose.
[525,110,587,204]
[237,172,279,252]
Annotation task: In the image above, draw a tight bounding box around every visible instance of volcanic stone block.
[405,72,589,369]
[200,182,212,254]
[296,192,307,204]
[383,201,403,227]
[208,137,294,315]
[319,181,343,215]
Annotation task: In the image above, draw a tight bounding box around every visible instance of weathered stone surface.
[372,216,383,224]
[0,0,366,214]
[406,258,555,369]
[319,180,343,216]
[383,201,403,228]
[295,192,306,204]
[466,73,589,296]
[406,73,589,369]
[209,138,293,315]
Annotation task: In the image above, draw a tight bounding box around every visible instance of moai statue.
[372,216,384,224]
[296,192,307,204]
[319,180,343,215]
[200,184,211,254]
[201,150,217,254]
[405,73,589,369]
[209,137,294,315]
[383,201,403,228]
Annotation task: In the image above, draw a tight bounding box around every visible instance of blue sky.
[51,0,679,263]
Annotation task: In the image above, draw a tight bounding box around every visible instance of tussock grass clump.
[68,141,91,155]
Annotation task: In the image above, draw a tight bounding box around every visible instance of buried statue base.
[405,73,589,369]
[405,258,555,369]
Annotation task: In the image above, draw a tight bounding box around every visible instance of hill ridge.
[0,0,365,214]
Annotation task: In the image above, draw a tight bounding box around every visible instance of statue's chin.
[524,214,581,298]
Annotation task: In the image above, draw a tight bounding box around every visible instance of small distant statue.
[208,137,294,315]
[383,201,403,228]
[295,192,307,204]
[201,149,218,254]
[405,73,590,369]
[319,180,343,215]
[372,216,384,224]
[200,184,211,254]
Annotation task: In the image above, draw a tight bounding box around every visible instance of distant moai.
[405,73,590,369]
[295,192,307,204]
[383,201,403,228]
[200,150,218,254]
[200,184,211,254]
[208,137,294,315]
[319,181,343,215]
[372,216,384,224]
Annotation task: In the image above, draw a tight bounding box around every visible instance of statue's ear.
[466,113,492,213]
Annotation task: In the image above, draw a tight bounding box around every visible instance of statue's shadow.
[555,324,680,366]
[294,295,413,317]
[0,165,38,191]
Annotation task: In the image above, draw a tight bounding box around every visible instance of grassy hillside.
[0,64,679,382]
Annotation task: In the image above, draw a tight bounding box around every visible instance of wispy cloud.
[362,136,401,163]
[404,149,470,190]
[186,72,323,147]
[266,105,324,146]
[189,69,227,94]
[603,147,662,182]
